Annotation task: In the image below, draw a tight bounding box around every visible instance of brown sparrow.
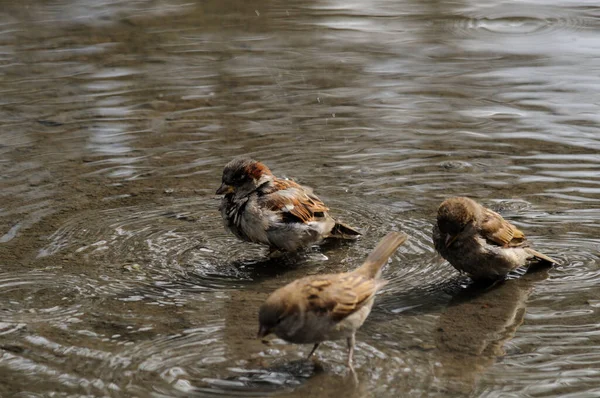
[257,231,408,371]
[216,157,361,252]
[433,197,557,281]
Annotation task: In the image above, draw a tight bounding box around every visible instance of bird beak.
[216,183,234,195]
[257,325,271,339]
[445,233,458,248]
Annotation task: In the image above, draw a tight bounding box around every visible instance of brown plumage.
[216,157,361,252]
[263,179,329,224]
[257,232,408,371]
[433,197,557,281]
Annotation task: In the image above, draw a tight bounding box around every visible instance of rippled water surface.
[1,0,600,396]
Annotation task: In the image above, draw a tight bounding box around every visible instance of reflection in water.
[435,266,551,395]
[1,0,600,396]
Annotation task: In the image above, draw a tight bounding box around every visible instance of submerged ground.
[1,0,600,396]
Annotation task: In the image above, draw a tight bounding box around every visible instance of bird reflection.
[434,265,551,395]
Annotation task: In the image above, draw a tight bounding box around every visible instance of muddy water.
[1,0,600,396]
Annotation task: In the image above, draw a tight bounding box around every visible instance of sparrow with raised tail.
[257,231,408,371]
[433,197,557,281]
[216,157,361,252]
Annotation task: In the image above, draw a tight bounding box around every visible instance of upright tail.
[329,221,362,240]
[355,231,408,279]
[525,248,558,264]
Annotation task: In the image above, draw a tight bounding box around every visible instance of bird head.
[437,197,479,248]
[216,157,273,197]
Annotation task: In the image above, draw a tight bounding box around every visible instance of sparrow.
[257,231,408,371]
[216,157,361,252]
[432,197,557,281]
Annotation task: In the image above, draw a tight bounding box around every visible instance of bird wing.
[260,179,329,224]
[301,274,384,322]
[479,207,527,248]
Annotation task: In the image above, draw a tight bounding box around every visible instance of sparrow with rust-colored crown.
[433,197,557,281]
[216,157,361,252]
[257,232,407,371]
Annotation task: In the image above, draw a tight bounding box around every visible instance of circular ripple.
[530,236,600,295]
[38,197,268,294]
[0,271,93,334]
[40,192,446,302]
[442,8,591,38]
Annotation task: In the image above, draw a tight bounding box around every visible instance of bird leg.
[346,334,355,371]
[307,343,320,359]
[346,334,358,383]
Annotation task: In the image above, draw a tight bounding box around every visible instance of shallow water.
[1,0,600,396]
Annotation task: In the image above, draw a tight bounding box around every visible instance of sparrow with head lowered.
[216,157,361,252]
[433,197,557,281]
[257,231,407,371]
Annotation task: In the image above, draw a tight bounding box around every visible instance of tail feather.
[329,221,362,240]
[525,248,557,264]
[356,232,408,279]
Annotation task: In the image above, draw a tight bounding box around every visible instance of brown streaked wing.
[480,208,527,248]
[263,179,329,224]
[302,274,380,322]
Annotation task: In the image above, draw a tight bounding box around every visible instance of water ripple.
[38,198,251,287]
[444,12,592,38]
[0,271,91,334]
[1,0,600,396]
